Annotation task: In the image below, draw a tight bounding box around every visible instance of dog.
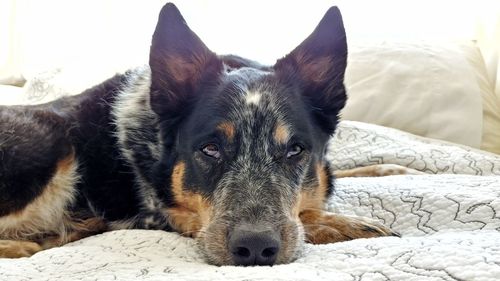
[0,3,417,265]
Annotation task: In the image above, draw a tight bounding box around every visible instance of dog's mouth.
[164,161,306,265]
[195,217,304,266]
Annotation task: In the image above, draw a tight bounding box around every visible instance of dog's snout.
[228,229,280,266]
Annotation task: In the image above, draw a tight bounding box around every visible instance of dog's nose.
[229,229,280,266]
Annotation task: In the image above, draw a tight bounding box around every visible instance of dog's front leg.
[0,240,43,258]
[334,164,424,178]
[299,209,399,244]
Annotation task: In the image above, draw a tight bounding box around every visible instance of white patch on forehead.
[245,91,262,105]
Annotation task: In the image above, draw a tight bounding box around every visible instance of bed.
[0,120,498,280]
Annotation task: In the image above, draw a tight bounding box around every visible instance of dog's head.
[148,3,347,265]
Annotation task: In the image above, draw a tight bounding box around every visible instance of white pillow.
[342,40,484,149]
[20,62,128,105]
[460,41,500,154]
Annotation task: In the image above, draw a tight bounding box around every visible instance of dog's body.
[0,4,413,265]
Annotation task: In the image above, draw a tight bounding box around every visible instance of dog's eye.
[286,144,303,159]
[201,144,220,159]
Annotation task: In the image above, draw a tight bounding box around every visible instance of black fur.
[0,3,348,265]
[0,107,71,216]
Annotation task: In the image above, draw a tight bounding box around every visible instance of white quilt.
[1,121,499,281]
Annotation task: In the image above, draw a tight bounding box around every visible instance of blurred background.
[0,0,499,84]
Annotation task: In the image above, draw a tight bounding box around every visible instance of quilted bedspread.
[1,121,499,281]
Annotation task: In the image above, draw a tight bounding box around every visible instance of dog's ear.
[149,3,222,117]
[274,7,347,134]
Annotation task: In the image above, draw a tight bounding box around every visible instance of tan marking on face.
[274,123,290,144]
[167,161,213,237]
[217,121,235,142]
[0,151,79,241]
[293,163,329,218]
[316,163,329,197]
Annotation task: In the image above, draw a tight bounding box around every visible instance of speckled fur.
[0,3,398,264]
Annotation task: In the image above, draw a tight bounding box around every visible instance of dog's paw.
[335,164,425,178]
[372,164,425,176]
[299,210,399,244]
[0,240,42,258]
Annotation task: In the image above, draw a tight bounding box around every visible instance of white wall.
[0,0,498,84]
[476,4,500,97]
